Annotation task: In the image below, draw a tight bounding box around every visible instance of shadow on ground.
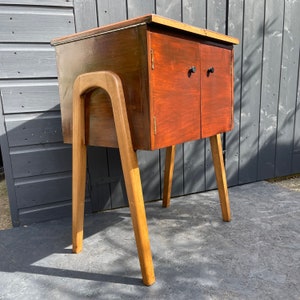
[0,181,299,299]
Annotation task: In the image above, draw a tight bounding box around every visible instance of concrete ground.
[0,181,299,299]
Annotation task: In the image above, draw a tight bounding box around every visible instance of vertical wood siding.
[227,0,300,184]
[275,0,300,177]
[0,0,299,226]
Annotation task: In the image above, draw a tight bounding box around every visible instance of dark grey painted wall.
[0,0,88,225]
[0,0,299,226]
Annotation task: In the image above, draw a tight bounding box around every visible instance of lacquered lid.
[51,14,239,46]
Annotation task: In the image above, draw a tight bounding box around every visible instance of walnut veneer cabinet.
[52,14,238,150]
[52,14,239,286]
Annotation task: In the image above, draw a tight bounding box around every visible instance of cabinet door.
[200,43,233,138]
[149,29,201,150]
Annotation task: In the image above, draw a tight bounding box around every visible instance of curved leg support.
[72,71,155,286]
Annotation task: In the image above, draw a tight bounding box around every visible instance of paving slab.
[0,181,299,299]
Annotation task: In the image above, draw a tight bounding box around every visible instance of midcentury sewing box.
[51,14,239,286]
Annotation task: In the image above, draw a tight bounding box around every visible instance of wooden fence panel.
[137,150,161,201]
[182,0,206,27]
[15,173,72,208]
[226,0,243,186]
[207,0,226,32]
[0,92,19,224]
[275,0,300,176]
[96,0,127,26]
[0,44,57,79]
[0,1,79,226]
[257,0,284,180]
[156,0,182,21]
[238,0,265,184]
[5,112,63,147]
[0,5,74,43]
[0,80,60,114]
[74,0,98,31]
[127,0,155,18]
[0,0,72,6]
[10,144,71,178]
[87,146,112,211]
[293,68,300,173]
[104,148,128,209]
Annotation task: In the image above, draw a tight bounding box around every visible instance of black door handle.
[207,67,214,77]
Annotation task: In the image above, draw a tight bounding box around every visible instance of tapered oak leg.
[72,71,155,286]
[72,85,87,254]
[209,134,231,221]
[162,145,176,207]
[107,73,155,286]
[118,137,155,286]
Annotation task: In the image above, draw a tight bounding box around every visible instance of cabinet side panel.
[55,25,150,149]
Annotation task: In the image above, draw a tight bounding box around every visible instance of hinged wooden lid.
[51,14,239,46]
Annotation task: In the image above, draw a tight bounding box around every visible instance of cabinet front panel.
[200,44,233,138]
[149,29,201,149]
